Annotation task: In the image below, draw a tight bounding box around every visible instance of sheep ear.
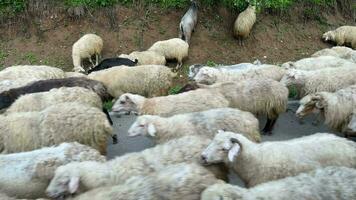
[68,177,80,194]
[147,123,156,137]
[228,143,240,162]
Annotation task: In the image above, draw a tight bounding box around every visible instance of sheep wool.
[233,5,256,41]
[72,33,103,72]
[128,108,261,143]
[201,166,356,200]
[5,87,102,114]
[0,65,65,81]
[322,26,356,49]
[67,163,221,200]
[311,46,356,63]
[0,142,105,199]
[46,136,228,196]
[119,51,166,65]
[0,103,113,154]
[88,65,176,98]
[201,131,356,187]
[148,38,189,69]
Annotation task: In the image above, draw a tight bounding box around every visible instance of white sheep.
[65,72,87,78]
[72,33,103,73]
[128,108,261,143]
[5,87,102,114]
[46,136,228,196]
[88,65,176,98]
[0,103,113,154]
[322,26,356,49]
[0,142,105,199]
[296,85,356,136]
[233,5,256,45]
[0,65,66,81]
[113,79,288,134]
[280,66,356,98]
[311,46,356,63]
[60,163,220,200]
[281,55,356,70]
[119,50,166,66]
[201,130,356,187]
[147,38,189,69]
[201,166,356,200]
[194,64,285,85]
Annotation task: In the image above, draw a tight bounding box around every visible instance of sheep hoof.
[262,130,272,136]
[112,134,118,144]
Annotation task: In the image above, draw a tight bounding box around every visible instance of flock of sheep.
[0,1,356,199]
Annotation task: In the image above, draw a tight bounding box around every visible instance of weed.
[288,85,298,98]
[206,60,217,67]
[23,52,38,64]
[103,101,114,111]
[169,84,183,95]
[0,50,8,68]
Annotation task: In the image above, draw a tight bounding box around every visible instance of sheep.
[233,5,256,45]
[311,46,356,63]
[45,136,228,196]
[64,72,87,78]
[72,33,103,73]
[201,166,356,200]
[128,108,261,143]
[5,87,102,114]
[0,78,39,93]
[281,55,356,71]
[322,26,356,49]
[176,82,201,93]
[119,50,167,65]
[0,77,113,111]
[187,60,261,79]
[194,64,285,85]
[0,142,105,199]
[0,103,113,154]
[147,38,189,69]
[58,163,221,200]
[179,0,198,44]
[88,65,176,98]
[296,85,356,136]
[346,110,356,136]
[200,130,356,187]
[113,79,288,134]
[87,57,138,74]
[0,65,65,81]
[280,66,356,98]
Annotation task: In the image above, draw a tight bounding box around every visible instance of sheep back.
[234,5,256,39]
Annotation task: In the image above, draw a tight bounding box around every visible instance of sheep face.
[194,67,218,85]
[322,31,334,42]
[280,70,305,87]
[112,94,141,115]
[128,116,158,137]
[201,130,242,165]
[346,113,356,133]
[296,94,324,118]
[188,64,204,79]
[46,164,81,198]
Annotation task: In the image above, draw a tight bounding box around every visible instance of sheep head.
[188,64,204,80]
[322,31,334,42]
[201,130,242,165]
[112,93,145,115]
[280,69,305,87]
[128,115,159,137]
[193,67,218,85]
[46,163,81,198]
[296,94,325,118]
[346,113,356,134]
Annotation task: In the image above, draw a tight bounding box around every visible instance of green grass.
[206,60,217,67]
[169,84,184,95]
[22,52,38,64]
[103,101,114,111]
[288,85,298,98]
[0,49,8,69]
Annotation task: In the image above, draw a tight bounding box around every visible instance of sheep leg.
[176,60,182,70]
[89,57,95,68]
[102,108,117,144]
[95,54,99,66]
[262,117,278,135]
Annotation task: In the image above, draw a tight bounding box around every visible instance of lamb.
[0,77,113,111]
[201,166,356,200]
[87,57,138,74]
[88,65,176,98]
[113,79,288,134]
[194,64,285,85]
[128,108,261,143]
[57,163,221,200]
[200,130,356,187]
[179,0,198,44]
[281,55,356,71]
[280,66,356,98]
[0,103,113,154]
[311,46,356,63]
[5,87,102,114]
[147,38,189,69]
[119,50,167,65]
[72,33,103,72]
[296,85,356,136]
[0,65,65,81]
[46,136,228,196]
[0,142,105,199]
[233,5,256,45]
[322,26,356,49]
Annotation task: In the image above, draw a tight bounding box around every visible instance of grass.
[103,101,114,111]
[288,85,298,98]
[206,60,217,67]
[0,49,8,69]
[22,52,38,64]
[168,84,184,95]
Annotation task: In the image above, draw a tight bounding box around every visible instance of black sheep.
[88,57,138,73]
